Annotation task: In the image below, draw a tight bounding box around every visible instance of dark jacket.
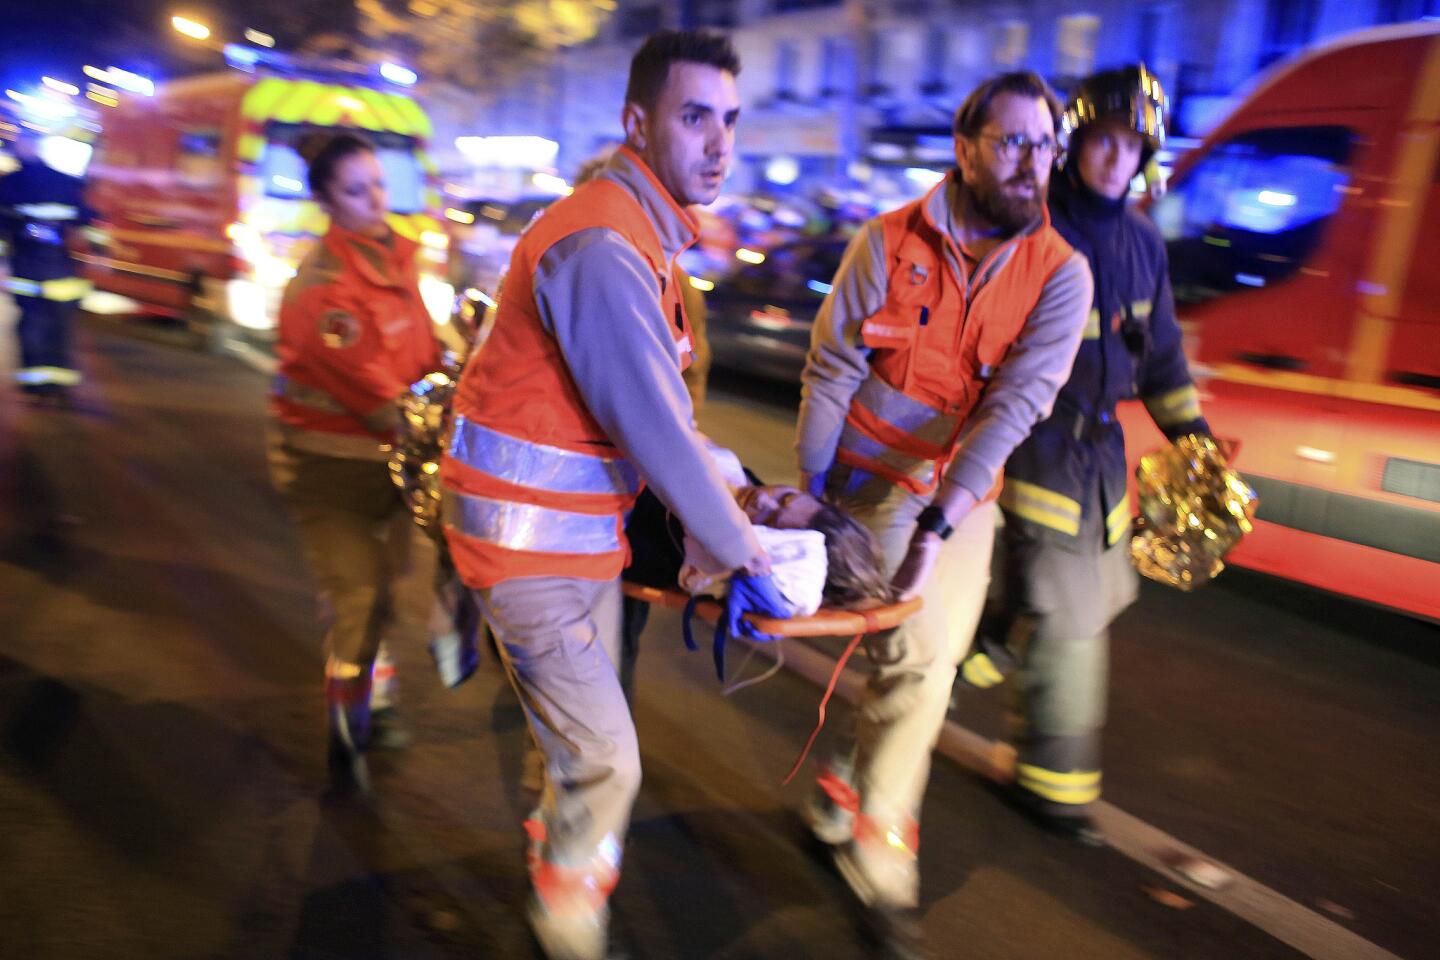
[0,159,88,285]
[1001,168,1208,548]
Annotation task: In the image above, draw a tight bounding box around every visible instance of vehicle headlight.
[226,278,272,330]
[419,273,456,326]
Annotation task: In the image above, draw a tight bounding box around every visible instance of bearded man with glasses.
[794,71,1092,957]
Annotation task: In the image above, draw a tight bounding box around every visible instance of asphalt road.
[0,314,1435,960]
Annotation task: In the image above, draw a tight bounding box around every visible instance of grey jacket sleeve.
[795,221,888,474]
[937,251,1093,509]
[534,227,762,570]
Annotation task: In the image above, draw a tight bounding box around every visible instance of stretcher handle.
[620,583,922,637]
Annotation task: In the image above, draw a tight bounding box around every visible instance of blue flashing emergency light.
[225,44,261,69]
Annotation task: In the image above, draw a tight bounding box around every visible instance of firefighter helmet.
[1060,64,1168,160]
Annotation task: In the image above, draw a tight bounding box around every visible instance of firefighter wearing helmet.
[964,65,1212,845]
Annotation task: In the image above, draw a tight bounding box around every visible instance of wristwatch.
[915,505,954,540]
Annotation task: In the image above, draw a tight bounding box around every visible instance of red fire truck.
[81,63,452,342]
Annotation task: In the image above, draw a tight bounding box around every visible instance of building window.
[992,20,1029,70]
[619,4,663,38]
[1055,13,1100,79]
[866,29,893,98]
[1138,5,1162,66]
[921,27,950,95]
[1375,0,1440,21]
[820,36,853,98]
[681,0,738,28]
[776,40,798,100]
[1259,0,1317,68]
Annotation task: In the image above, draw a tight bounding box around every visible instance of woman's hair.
[297,132,375,201]
[809,504,896,610]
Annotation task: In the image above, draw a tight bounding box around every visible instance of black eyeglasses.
[978,132,1059,162]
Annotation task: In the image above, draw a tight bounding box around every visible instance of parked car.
[447,195,554,297]
[700,236,848,382]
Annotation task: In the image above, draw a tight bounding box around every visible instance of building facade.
[443,0,1438,191]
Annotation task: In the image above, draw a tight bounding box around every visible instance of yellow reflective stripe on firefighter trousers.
[5,276,92,302]
[1105,498,1133,546]
[1015,763,1102,805]
[961,651,1006,688]
[999,478,1082,536]
[1143,383,1203,427]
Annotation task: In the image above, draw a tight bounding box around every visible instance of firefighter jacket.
[0,159,91,303]
[441,146,759,588]
[272,225,441,459]
[1001,168,1210,547]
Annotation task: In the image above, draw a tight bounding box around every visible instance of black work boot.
[997,782,1104,846]
[863,904,931,960]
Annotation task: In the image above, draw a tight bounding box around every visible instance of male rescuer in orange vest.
[796,71,1093,956]
[438,31,793,960]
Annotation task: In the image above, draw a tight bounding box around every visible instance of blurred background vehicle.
[79,55,453,346]
[1120,21,1440,621]
[445,194,555,300]
[697,235,846,383]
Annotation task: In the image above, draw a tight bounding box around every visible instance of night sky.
[0,0,353,91]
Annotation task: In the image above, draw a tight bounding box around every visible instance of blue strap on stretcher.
[680,595,731,681]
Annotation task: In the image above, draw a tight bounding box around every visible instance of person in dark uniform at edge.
[0,131,91,399]
[967,65,1213,845]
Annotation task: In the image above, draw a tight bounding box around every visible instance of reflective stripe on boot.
[835,810,920,910]
[806,760,858,845]
[524,817,620,960]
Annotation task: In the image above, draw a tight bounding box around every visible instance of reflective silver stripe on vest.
[273,374,348,415]
[852,374,961,447]
[837,421,937,487]
[443,489,621,555]
[449,416,641,497]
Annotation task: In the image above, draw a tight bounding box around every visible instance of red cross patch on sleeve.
[319,309,361,349]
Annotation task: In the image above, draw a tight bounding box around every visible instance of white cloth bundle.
[677,442,829,616]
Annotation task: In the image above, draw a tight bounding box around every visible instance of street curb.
[749,635,1403,960]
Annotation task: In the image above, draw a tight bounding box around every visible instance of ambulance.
[1124,22,1440,620]
[81,64,452,340]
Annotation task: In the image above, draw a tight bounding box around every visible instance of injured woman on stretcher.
[623,442,894,615]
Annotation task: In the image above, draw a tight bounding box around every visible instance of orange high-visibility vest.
[442,162,694,587]
[836,178,1074,495]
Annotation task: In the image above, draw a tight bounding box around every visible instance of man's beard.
[969,166,1046,233]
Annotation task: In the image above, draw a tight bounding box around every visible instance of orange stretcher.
[621,582,923,782]
[620,583,922,636]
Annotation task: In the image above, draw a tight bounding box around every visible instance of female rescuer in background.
[268,132,445,796]
[969,65,1213,844]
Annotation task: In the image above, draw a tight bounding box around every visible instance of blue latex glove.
[714,571,793,680]
[803,470,828,501]
[726,571,792,638]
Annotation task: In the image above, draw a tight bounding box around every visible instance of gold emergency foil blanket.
[1131,434,1258,591]
[389,361,460,532]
